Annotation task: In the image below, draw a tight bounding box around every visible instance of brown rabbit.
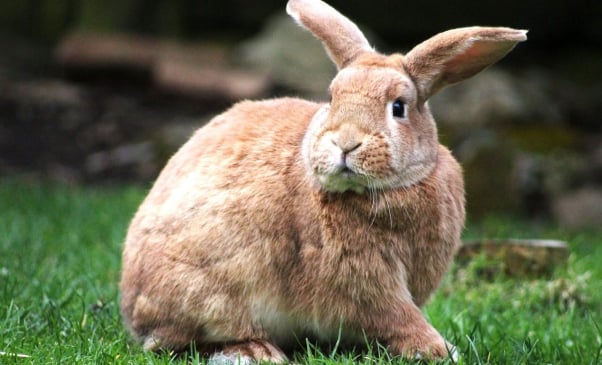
[120,0,526,362]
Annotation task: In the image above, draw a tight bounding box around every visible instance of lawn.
[1,179,600,364]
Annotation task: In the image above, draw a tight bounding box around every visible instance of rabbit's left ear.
[287,0,372,69]
[404,27,527,101]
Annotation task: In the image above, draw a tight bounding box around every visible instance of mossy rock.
[501,124,582,154]
[458,131,520,217]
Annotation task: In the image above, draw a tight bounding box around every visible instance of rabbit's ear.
[404,27,527,101]
[287,0,372,69]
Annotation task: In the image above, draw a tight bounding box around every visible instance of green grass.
[0,179,601,364]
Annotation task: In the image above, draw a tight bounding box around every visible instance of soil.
[0,35,227,184]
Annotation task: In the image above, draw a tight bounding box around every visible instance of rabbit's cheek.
[356,134,393,178]
[357,151,391,178]
[309,135,340,175]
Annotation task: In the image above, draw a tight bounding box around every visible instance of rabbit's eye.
[392,99,406,118]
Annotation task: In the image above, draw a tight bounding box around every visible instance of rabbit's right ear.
[287,0,372,69]
[404,27,527,101]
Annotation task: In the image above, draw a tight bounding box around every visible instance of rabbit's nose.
[331,125,363,153]
[332,137,361,154]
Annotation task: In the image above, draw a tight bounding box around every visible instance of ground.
[0,180,600,364]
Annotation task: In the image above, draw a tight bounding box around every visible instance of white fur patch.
[249,291,363,348]
[301,104,329,175]
[285,1,302,25]
[142,335,162,351]
[250,294,300,347]
[448,344,460,362]
[208,353,254,365]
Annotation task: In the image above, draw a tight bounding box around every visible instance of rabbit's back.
[120,98,322,349]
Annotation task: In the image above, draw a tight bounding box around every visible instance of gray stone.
[553,188,602,230]
[85,142,156,175]
[155,41,271,101]
[236,13,336,98]
[454,130,520,215]
[154,117,201,152]
[457,239,570,278]
[430,68,564,129]
[56,32,157,70]
[154,59,270,101]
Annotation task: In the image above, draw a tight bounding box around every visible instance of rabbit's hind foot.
[208,340,288,364]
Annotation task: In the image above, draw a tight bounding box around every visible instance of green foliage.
[0,180,600,364]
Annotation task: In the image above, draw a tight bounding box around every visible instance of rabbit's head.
[288,0,526,193]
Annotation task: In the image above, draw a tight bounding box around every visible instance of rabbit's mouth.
[335,163,357,177]
[317,167,368,194]
[339,167,356,179]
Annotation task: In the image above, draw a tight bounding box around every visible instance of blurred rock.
[3,79,87,108]
[553,188,602,230]
[0,72,217,183]
[457,239,570,278]
[158,41,230,67]
[155,118,199,150]
[510,153,549,217]
[4,0,602,60]
[431,65,602,221]
[56,32,271,102]
[0,79,92,175]
[155,40,271,101]
[154,60,270,101]
[85,142,158,180]
[56,32,157,71]
[46,163,82,186]
[431,68,565,130]
[3,27,602,225]
[152,116,205,160]
[455,130,519,216]
[236,13,336,98]
[541,152,590,197]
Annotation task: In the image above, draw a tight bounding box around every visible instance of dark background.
[1,0,601,227]
[2,0,601,50]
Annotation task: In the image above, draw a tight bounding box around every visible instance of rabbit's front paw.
[390,330,457,361]
[412,341,458,362]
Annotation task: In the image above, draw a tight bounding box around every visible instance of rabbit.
[120,0,526,362]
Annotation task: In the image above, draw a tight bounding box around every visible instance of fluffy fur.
[120,0,526,362]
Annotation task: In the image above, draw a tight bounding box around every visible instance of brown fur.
[120,0,526,361]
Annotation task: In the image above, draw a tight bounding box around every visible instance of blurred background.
[0,0,601,227]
